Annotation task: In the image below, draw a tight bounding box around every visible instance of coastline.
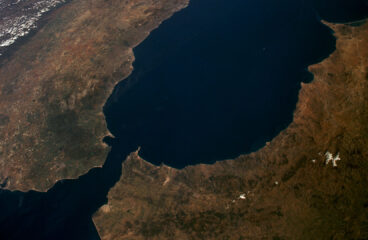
[0,0,189,192]
[93,20,368,239]
[0,0,367,238]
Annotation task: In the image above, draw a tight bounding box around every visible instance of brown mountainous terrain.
[0,0,367,238]
[0,0,188,191]
[93,22,368,239]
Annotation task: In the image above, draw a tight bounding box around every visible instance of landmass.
[0,0,188,191]
[0,0,367,238]
[0,0,67,57]
[93,21,368,239]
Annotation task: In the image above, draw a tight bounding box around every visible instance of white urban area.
[0,0,65,55]
[325,151,341,167]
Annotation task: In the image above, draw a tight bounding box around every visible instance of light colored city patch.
[325,151,341,167]
[239,193,246,200]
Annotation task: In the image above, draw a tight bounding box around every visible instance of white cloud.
[0,0,65,51]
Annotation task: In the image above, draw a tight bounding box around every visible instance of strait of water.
[0,0,367,239]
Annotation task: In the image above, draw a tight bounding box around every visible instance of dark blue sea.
[104,0,336,168]
[1,0,367,239]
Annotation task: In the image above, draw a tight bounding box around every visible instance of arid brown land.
[0,0,367,238]
[93,22,368,239]
[0,0,188,191]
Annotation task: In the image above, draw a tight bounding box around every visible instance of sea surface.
[0,0,367,239]
[104,0,336,168]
